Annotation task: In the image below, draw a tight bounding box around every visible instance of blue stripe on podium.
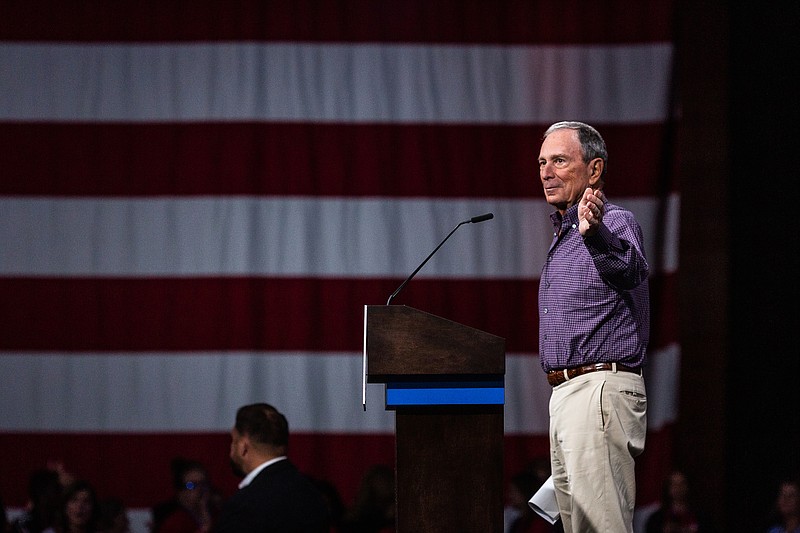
[385,380,504,407]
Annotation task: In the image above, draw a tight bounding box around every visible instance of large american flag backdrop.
[1,1,679,529]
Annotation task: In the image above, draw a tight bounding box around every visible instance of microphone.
[385,213,494,305]
[469,213,494,224]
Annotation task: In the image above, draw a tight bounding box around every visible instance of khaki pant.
[549,368,647,533]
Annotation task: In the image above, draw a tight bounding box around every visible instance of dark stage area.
[676,2,800,530]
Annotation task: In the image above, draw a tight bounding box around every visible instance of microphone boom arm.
[385,213,493,305]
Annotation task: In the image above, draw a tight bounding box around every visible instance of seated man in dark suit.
[214,403,330,533]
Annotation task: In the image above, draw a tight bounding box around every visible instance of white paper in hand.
[528,475,560,524]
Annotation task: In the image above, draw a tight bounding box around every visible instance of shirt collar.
[238,456,287,489]
[549,204,579,232]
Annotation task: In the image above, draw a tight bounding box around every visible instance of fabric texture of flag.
[1,1,679,530]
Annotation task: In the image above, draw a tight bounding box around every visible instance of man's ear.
[588,158,604,186]
[238,435,250,457]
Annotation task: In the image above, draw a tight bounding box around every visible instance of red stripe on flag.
[0,123,673,198]
[0,276,676,353]
[0,0,674,44]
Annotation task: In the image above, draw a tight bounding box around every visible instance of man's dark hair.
[235,403,289,450]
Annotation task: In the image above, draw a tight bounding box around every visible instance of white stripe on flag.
[1,42,673,124]
[0,195,679,277]
[0,345,678,434]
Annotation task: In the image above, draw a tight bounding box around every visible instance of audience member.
[11,468,62,533]
[53,480,100,533]
[2,494,11,533]
[96,499,130,533]
[45,462,76,492]
[645,470,715,533]
[151,459,190,532]
[151,458,221,533]
[765,478,800,533]
[339,465,395,533]
[308,477,346,533]
[214,403,330,532]
[504,458,563,533]
[504,469,538,533]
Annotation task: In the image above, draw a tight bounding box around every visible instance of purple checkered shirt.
[538,201,650,372]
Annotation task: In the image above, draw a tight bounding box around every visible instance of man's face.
[538,128,595,212]
[228,427,246,478]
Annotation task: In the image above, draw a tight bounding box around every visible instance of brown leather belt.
[547,362,641,387]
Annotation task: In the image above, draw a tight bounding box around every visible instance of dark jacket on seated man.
[214,403,329,533]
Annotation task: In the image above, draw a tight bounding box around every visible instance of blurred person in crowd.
[151,458,220,533]
[504,458,563,533]
[766,478,800,533]
[2,494,11,533]
[214,403,329,533]
[96,499,130,533]
[45,463,75,491]
[504,468,538,533]
[53,480,99,533]
[339,465,395,533]
[308,477,346,533]
[11,469,62,533]
[645,470,715,533]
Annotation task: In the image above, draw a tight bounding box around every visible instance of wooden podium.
[363,305,506,533]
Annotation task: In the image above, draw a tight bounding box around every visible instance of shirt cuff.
[582,222,615,253]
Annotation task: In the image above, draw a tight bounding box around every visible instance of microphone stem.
[386,220,468,305]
